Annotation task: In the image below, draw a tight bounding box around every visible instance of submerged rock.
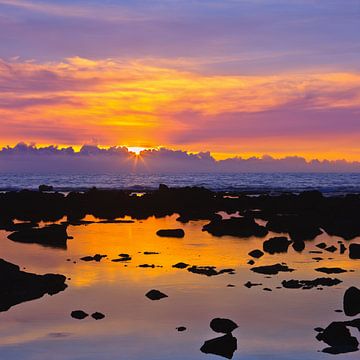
[316,322,359,354]
[187,266,235,277]
[251,263,294,275]
[172,262,189,269]
[156,229,185,238]
[7,224,69,249]
[349,244,360,259]
[263,236,291,254]
[80,254,107,262]
[315,267,347,274]
[248,249,264,258]
[0,258,67,312]
[91,312,105,320]
[203,217,268,238]
[210,318,238,334]
[343,287,360,316]
[71,310,88,320]
[282,278,342,290]
[200,333,237,359]
[145,289,168,300]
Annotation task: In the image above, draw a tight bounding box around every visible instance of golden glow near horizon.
[1,57,360,161]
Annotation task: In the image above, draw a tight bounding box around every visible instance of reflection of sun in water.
[127,146,145,155]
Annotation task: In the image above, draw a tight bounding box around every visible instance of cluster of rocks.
[71,310,105,320]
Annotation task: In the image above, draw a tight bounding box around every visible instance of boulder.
[156,229,185,238]
[248,249,264,258]
[349,244,360,259]
[200,334,237,359]
[210,318,238,334]
[263,237,291,254]
[344,287,360,316]
[145,289,168,300]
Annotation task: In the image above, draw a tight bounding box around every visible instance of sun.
[127,146,146,155]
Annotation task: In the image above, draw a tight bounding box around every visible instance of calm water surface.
[0,214,359,359]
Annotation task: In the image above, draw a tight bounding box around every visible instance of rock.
[248,249,264,258]
[0,258,67,312]
[247,260,255,265]
[325,246,337,253]
[97,219,135,224]
[138,264,155,268]
[143,251,160,255]
[316,322,359,354]
[203,217,268,238]
[349,244,360,259]
[112,254,131,262]
[200,333,237,359]
[187,266,235,277]
[282,278,342,290]
[340,243,347,254]
[263,288,272,291]
[263,236,291,254]
[39,184,53,192]
[316,243,327,249]
[315,267,347,274]
[156,229,185,238]
[343,287,360,316]
[145,289,168,300]
[251,263,294,275]
[210,318,238,334]
[172,262,189,269]
[80,254,106,262]
[7,224,69,249]
[292,240,305,252]
[244,281,262,288]
[176,326,187,332]
[71,310,88,320]
[91,312,105,320]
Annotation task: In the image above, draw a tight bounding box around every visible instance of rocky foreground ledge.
[0,259,67,312]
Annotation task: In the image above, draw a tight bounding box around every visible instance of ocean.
[0,172,359,194]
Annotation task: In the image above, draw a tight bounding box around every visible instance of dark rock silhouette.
[112,253,132,262]
[325,245,337,253]
[210,318,238,334]
[343,287,360,316]
[156,229,185,238]
[203,217,268,238]
[200,333,237,359]
[292,240,305,252]
[315,267,347,274]
[282,278,342,289]
[71,310,88,319]
[251,263,294,275]
[187,266,235,276]
[80,254,107,262]
[263,236,291,254]
[143,251,160,255]
[8,224,69,249]
[176,326,187,332]
[316,322,359,354]
[244,281,262,288]
[145,289,168,300]
[91,312,105,320]
[172,262,189,269]
[248,249,264,258]
[0,259,67,312]
[39,184,53,192]
[349,244,360,259]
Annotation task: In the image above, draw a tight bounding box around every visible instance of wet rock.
[91,312,105,320]
[203,217,268,238]
[112,253,132,262]
[138,264,156,268]
[325,245,337,253]
[292,240,305,252]
[0,258,67,312]
[248,249,264,258]
[187,266,235,277]
[244,281,262,288]
[316,322,359,354]
[145,289,168,300]
[71,310,88,320]
[263,288,272,291]
[316,243,327,249]
[343,287,360,316]
[309,250,323,254]
[263,236,291,254]
[340,243,347,254]
[39,184,53,192]
[250,263,294,275]
[143,251,160,255]
[315,267,347,274]
[7,224,69,249]
[80,254,107,262]
[176,326,187,332]
[210,318,238,334]
[312,257,323,261]
[200,333,237,359]
[156,229,185,238]
[247,260,255,265]
[172,262,189,269]
[227,284,235,287]
[282,278,342,290]
[349,244,360,259]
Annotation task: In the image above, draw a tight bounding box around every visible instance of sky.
[0,0,359,162]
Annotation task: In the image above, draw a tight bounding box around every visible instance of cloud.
[0,143,359,173]
[0,57,360,160]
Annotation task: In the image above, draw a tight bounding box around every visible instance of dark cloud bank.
[0,143,359,173]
